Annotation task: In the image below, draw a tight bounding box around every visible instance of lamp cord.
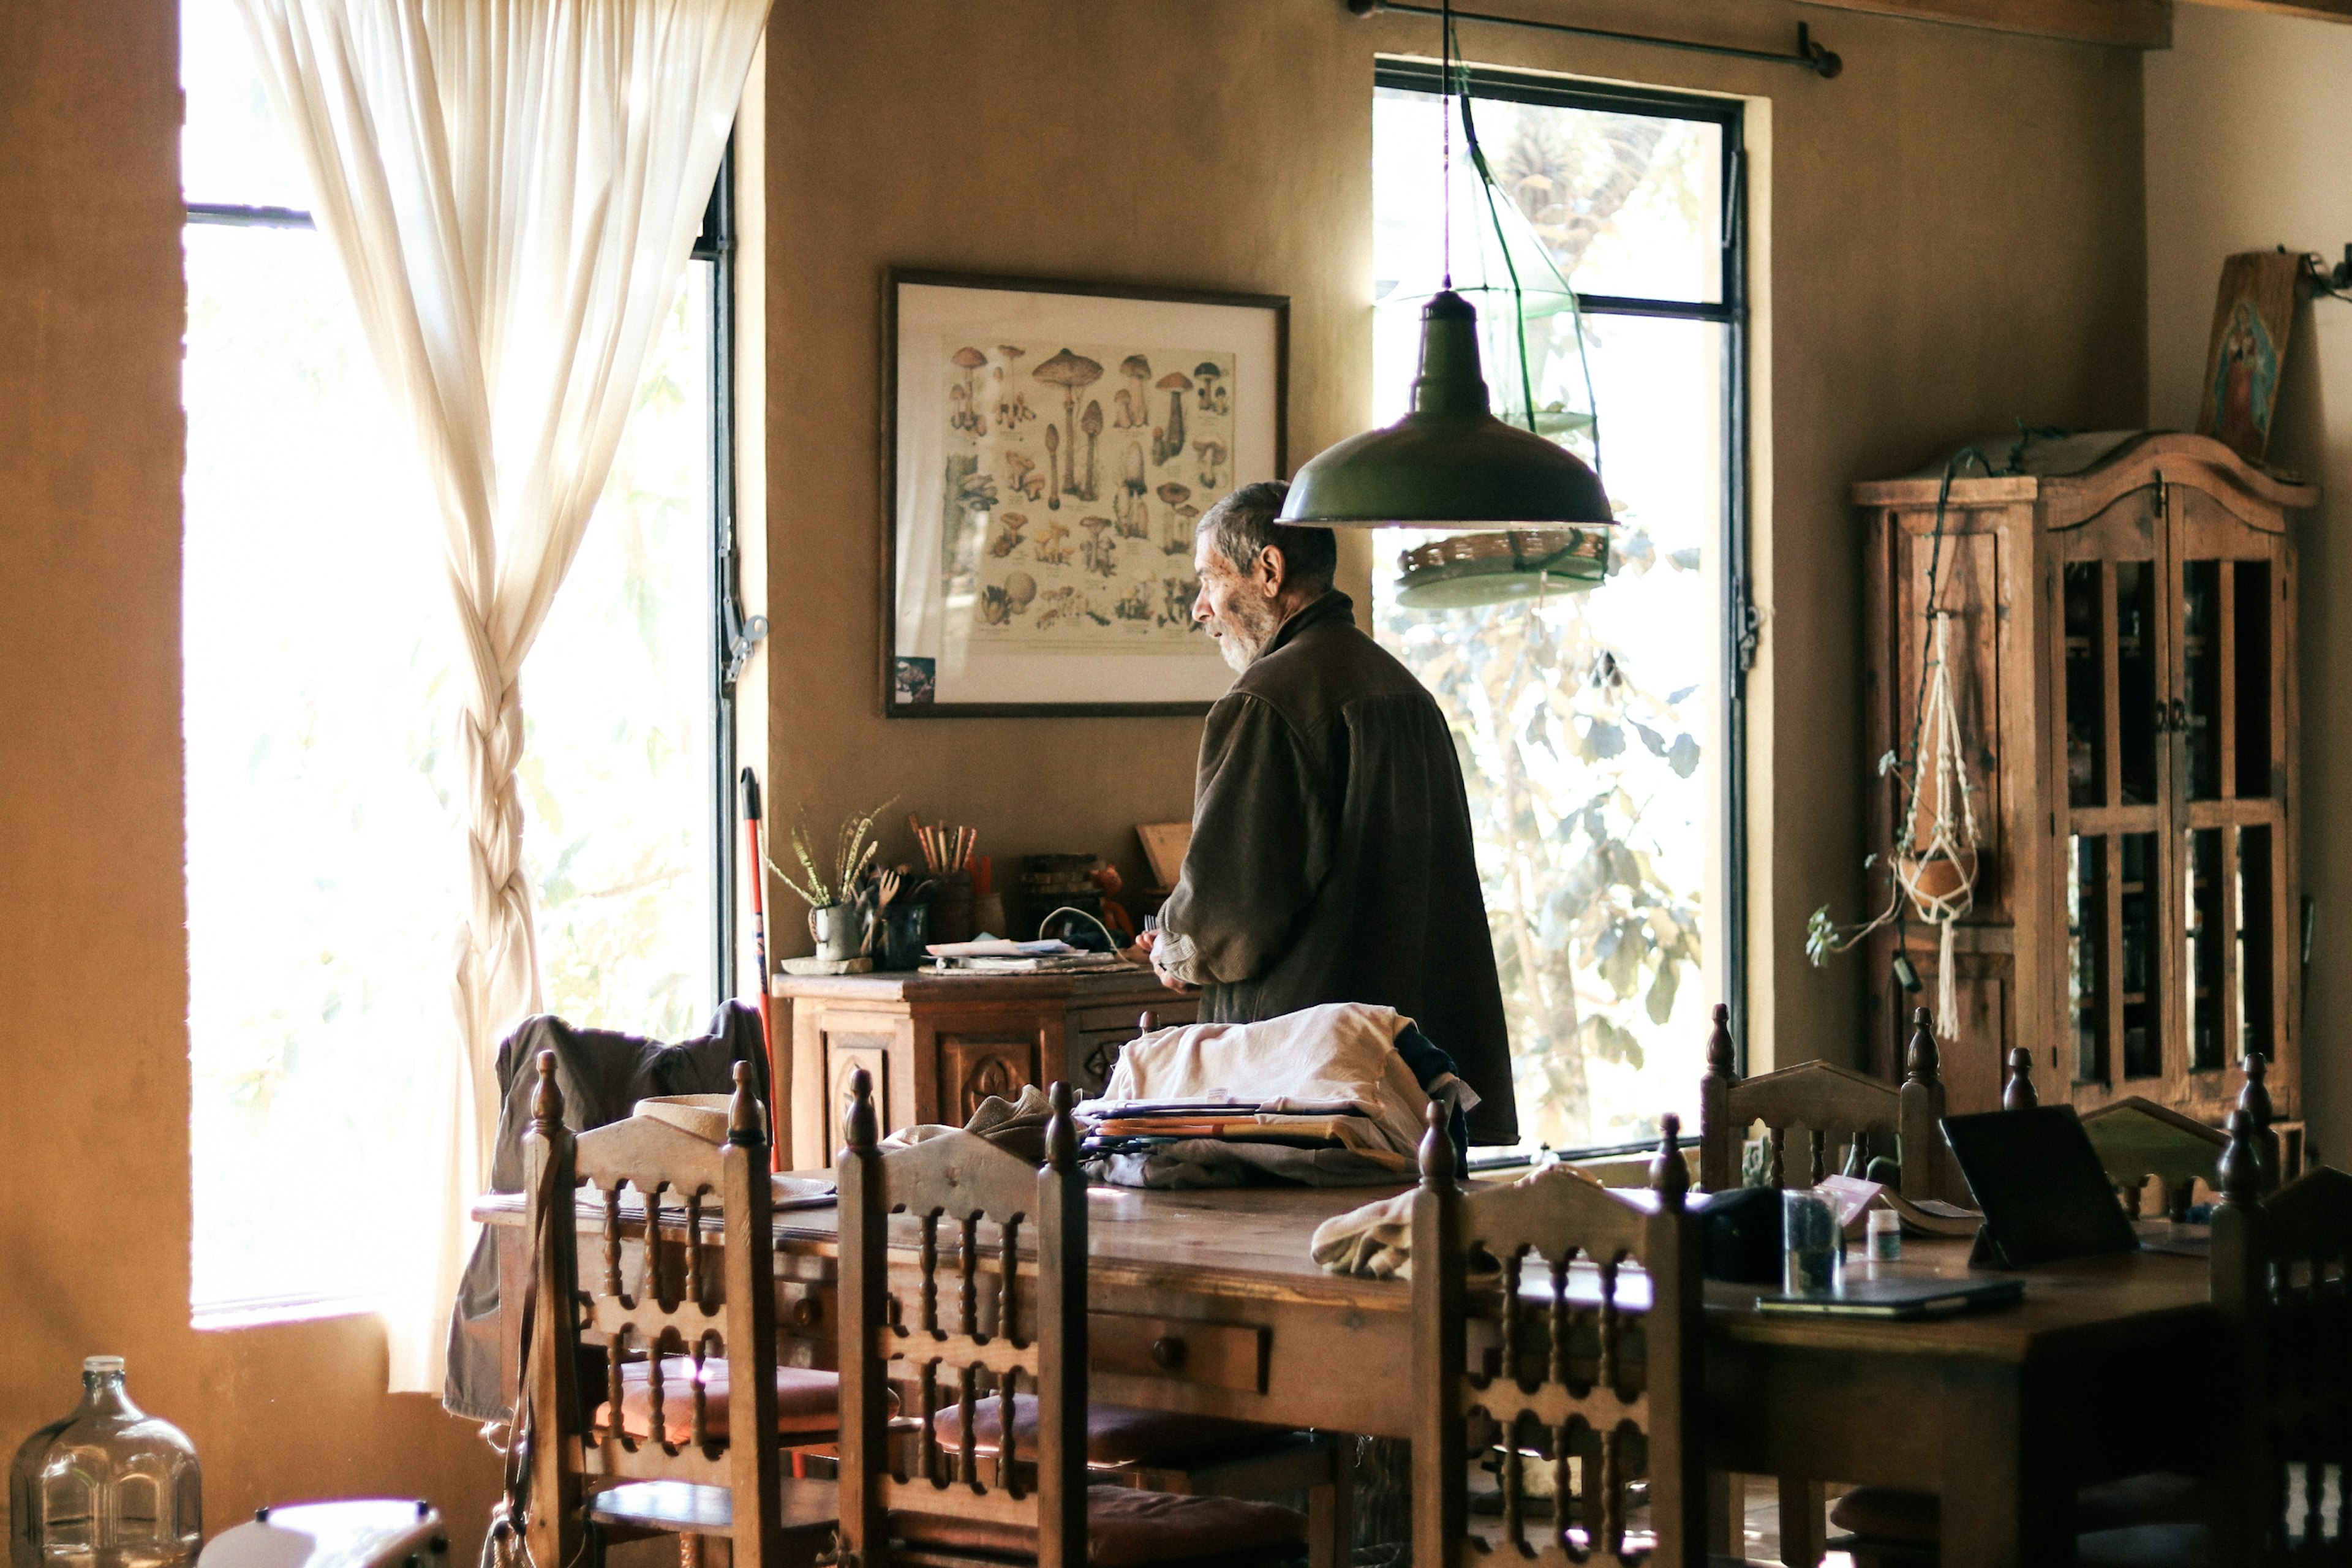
[1441,0,1453,288]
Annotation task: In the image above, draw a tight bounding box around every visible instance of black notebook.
[1754,1275,2026,1320]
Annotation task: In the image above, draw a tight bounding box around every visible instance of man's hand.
[1133,929,1200,995]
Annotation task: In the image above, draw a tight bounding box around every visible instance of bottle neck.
[79,1372,140,1420]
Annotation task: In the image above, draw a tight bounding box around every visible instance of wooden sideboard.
[771,967,1198,1167]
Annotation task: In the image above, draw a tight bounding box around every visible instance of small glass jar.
[1866,1208,1904,1263]
[1782,1189,1844,1297]
[9,1358,200,1568]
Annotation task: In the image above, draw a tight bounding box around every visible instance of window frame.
[1372,61,1753,1075]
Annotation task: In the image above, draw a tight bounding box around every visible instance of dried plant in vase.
[766,797,897,911]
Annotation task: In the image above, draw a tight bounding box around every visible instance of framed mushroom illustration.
[884,269,1289,715]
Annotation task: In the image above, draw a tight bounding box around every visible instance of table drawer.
[1088,1310,1267,1393]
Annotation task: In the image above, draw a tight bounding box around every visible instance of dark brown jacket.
[1156,592,1516,1143]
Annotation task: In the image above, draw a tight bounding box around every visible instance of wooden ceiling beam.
[2180,0,2352,25]
[1795,0,2172,48]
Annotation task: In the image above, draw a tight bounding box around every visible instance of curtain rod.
[1348,0,1844,79]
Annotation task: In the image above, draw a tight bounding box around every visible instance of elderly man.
[1139,480,1517,1145]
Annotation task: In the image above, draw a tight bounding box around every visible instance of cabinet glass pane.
[2238,824,2275,1062]
[2235,560,2273,799]
[2068,834,2106,1084]
[2183,561,2220,801]
[2116,562,2158,805]
[2187,827,2224,1071]
[2120,831,2160,1079]
[2063,564,2105,808]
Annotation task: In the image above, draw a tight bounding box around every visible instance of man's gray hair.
[1194,480,1338,593]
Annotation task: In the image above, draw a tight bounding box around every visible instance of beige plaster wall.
[0,0,498,1540]
[759,0,2147,1091]
[2147,2,2352,1160]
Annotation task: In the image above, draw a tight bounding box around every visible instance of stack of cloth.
[1076,1003,1477,1189]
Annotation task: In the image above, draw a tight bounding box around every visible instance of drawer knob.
[789,1297,823,1332]
[1150,1335,1187,1371]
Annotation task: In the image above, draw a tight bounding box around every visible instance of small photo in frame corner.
[883,268,1288,717]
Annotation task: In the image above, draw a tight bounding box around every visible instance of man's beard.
[1205,594,1282,673]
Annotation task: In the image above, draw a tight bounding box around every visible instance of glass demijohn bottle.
[8,1358,200,1568]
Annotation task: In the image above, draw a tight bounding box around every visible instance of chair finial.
[529,1049,564,1136]
[843,1065,878,1153]
[1418,1100,1454,1188]
[2219,1107,2262,1208]
[1905,1007,1940,1087]
[727,1059,766,1148]
[1046,1080,1079,1171]
[1705,1003,1735,1079]
[1651,1112,1689,1210]
[2238,1052,2274,1127]
[2003,1046,2037,1111]
[1137,1010,1156,1035]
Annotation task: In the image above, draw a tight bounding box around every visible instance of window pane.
[1372,86,1725,1152]
[1373,85,1724,306]
[183,221,461,1310]
[521,264,717,1039]
[181,0,313,210]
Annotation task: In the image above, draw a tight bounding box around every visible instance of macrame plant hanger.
[1899,611,1980,1039]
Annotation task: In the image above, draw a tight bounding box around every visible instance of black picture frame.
[881,268,1289,718]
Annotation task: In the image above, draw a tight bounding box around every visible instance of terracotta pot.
[1898,848,1979,907]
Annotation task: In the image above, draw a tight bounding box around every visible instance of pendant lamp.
[1278,2,1611,533]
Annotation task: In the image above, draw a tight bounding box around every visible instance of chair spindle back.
[1698,1004,1945,1199]
[1414,1107,1705,1568]
[522,1056,782,1568]
[836,1067,1088,1568]
[2213,1112,2352,1563]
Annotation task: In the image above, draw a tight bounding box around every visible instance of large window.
[181,0,733,1316]
[1371,67,1747,1153]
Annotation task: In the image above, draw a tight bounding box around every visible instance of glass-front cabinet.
[1858,432,2312,1133]
[2053,469,2296,1126]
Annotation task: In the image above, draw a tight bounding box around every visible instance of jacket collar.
[1264,590,1357,659]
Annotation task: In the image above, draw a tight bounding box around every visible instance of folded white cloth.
[1087,1003,1433,1163]
[1309,1188,1419,1278]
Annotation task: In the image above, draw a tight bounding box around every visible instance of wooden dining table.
[474,1175,2219,1568]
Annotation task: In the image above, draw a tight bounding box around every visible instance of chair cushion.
[597,1356,842,1443]
[895,1487,1307,1567]
[2076,1523,2208,1568]
[934,1393,1297,1468]
[2075,1473,2206,1532]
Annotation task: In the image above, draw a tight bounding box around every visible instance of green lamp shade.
[1280,290,1612,531]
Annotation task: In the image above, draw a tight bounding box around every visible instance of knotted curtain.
[236,0,769,1392]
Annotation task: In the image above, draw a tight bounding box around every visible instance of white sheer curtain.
[236,0,769,1392]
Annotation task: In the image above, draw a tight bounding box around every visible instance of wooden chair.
[520,1054,836,1568]
[1412,1106,1707,1568]
[972,1011,1349,1568]
[835,1067,1309,1568]
[2081,1097,2227,1221]
[1699,1005,1943,1568]
[1697,1005,1947,1200]
[2079,1114,2352,1566]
